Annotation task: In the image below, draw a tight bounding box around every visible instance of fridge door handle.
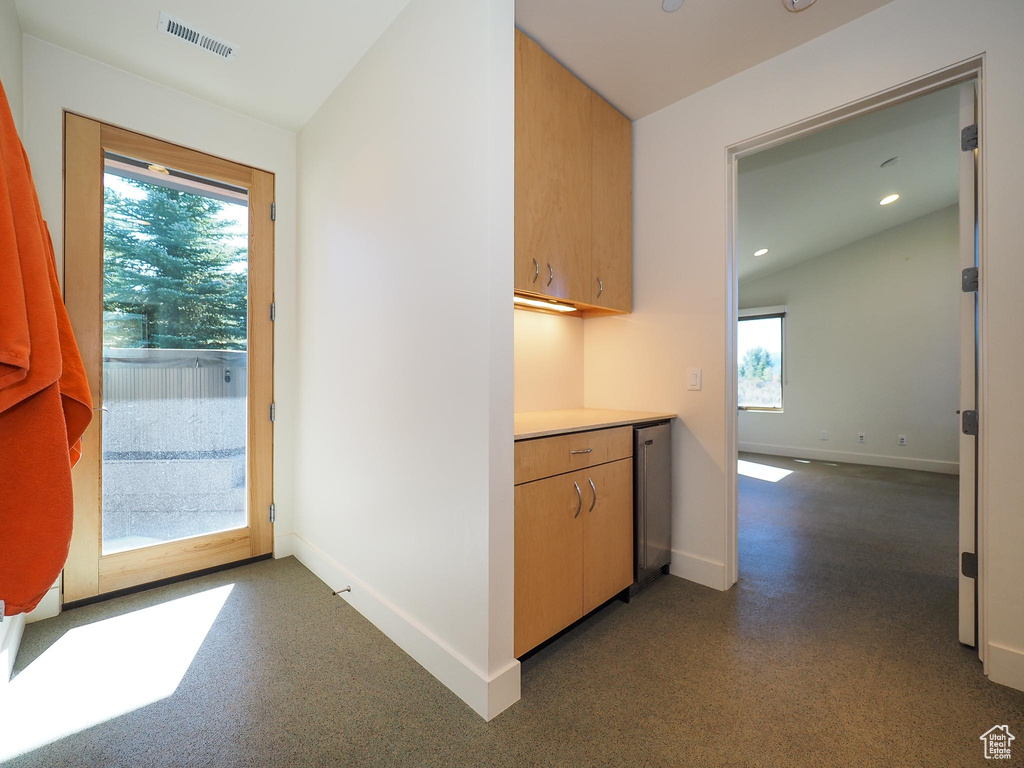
[641,439,654,570]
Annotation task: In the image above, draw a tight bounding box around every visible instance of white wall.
[292,0,516,720]
[21,36,299,564]
[0,0,21,131]
[584,0,1024,691]
[514,309,583,412]
[739,207,960,473]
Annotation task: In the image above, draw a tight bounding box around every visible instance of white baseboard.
[1,612,26,686]
[25,586,60,623]
[273,531,296,559]
[739,441,959,475]
[987,641,1024,693]
[288,533,520,720]
[670,549,727,591]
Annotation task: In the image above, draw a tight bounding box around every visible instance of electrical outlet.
[898,434,907,447]
[858,433,865,443]
[819,430,828,441]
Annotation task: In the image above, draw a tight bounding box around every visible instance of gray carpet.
[7,454,1022,767]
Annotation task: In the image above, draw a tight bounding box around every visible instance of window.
[738,308,784,411]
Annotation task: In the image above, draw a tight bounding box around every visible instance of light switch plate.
[687,367,702,391]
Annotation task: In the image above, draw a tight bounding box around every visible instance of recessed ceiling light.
[148,164,169,174]
[880,156,900,168]
[662,0,685,11]
[782,0,818,10]
[753,248,769,256]
[879,194,900,206]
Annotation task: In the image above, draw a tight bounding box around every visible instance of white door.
[957,80,979,649]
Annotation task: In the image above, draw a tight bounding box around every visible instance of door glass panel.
[101,153,249,554]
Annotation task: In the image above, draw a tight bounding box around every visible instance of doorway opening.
[727,63,984,666]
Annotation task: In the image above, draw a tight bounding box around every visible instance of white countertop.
[514,408,676,441]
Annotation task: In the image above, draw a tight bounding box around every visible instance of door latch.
[962,409,979,436]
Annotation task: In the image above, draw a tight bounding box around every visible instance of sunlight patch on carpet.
[0,584,233,760]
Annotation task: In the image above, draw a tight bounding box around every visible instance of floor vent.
[158,12,237,60]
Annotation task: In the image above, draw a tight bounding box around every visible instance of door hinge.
[961,551,978,579]
[962,409,979,436]
[270,402,276,422]
[270,202,277,221]
[961,123,978,152]
[962,267,979,293]
[270,302,276,322]
[269,503,276,524]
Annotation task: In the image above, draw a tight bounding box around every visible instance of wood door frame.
[63,113,275,603]
[724,57,987,663]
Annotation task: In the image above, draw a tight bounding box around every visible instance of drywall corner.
[289,535,501,719]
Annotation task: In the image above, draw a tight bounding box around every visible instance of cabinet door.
[514,470,585,656]
[582,458,633,614]
[514,30,591,302]
[590,92,632,312]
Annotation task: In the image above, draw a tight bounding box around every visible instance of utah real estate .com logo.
[980,725,1014,760]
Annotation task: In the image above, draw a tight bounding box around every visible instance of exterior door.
[63,114,274,602]
[957,81,979,650]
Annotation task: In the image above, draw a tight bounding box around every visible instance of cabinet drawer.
[514,426,632,485]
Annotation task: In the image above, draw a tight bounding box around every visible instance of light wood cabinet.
[514,469,584,657]
[582,458,633,614]
[514,425,631,485]
[590,92,632,312]
[514,30,631,314]
[514,429,634,657]
[514,30,591,302]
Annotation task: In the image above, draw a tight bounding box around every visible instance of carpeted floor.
[5,454,1021,767]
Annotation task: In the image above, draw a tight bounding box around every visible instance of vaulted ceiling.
[515,0,895,120]
[737,84,962,282]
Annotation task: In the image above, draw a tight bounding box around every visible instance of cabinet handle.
[570,448,592,455]
[532,258,539,283]
[573,481,582,519]
[596,277,604,298]
[547,263,554,287]
[588,477,597,513]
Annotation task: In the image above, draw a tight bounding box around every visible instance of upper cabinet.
[589,92,632,312]
[514,31,591,303]
[514,31,632,315]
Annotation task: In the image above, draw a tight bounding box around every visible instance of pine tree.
[740,347,774,382]
[103,179,248,350]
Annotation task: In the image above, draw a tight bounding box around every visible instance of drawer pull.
[573,482,582,519]
[570,448,593,455]
[588,477,597,512]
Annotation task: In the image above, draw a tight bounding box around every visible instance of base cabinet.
[514,434,633,657]
[582,459,633,615]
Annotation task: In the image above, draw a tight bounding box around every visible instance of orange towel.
[0,77,92,616]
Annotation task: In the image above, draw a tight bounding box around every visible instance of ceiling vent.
[158,12,237,60]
